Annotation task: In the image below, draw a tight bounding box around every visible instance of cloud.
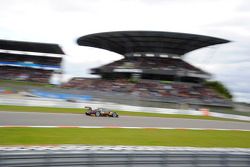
[0,0,250,102]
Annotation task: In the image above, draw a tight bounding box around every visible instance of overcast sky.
[0,0,250,103]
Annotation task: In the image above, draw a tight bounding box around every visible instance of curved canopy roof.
[77,31,229,56]
[0,39,64,54]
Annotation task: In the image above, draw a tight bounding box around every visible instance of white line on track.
[1,145,250,152]
[1,125,250,131]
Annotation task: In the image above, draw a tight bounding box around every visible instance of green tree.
[205,81,233,99]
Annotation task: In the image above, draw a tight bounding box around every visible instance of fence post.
[0,153,2,167]
[220,153,228,167]
[161,152,168,167]
[127,153,133,167]
[193,152,200,167]
[88,152,96,167]
[44,151,51,167]
[248,154,250,166]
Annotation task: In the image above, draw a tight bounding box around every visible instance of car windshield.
[97,108,108,112]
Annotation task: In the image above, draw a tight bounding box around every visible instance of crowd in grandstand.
[0,66,53,83]
[0,53,61,66]
[0,52,62,83]
[62,78,227,104]
[96,57,204,73]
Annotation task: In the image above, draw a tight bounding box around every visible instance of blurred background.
[1,1,250,166]
[0,0,250,114]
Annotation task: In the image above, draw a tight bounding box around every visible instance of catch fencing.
[1,95,250,121]
[0,146,250,167]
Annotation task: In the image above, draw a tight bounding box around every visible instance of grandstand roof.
[0,39,64,54]
[77,31,229,56]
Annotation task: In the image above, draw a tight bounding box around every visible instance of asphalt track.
[0,111,250,130]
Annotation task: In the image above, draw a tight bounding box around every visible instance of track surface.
[1,111,250,130]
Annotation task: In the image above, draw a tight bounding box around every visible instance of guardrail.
[1,146,250,167]
[1,95,250,121]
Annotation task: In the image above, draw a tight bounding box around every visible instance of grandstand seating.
[0,53,61,66]
[62,78,229,105]
[0,66,53,83]
[91,57,209,83]
[97,57,202,72]
[0,52,62,83]
[0,39,64,84]
[70,31,232,107]
[61,55,231,106]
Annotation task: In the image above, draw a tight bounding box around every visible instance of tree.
[205,81,233,99]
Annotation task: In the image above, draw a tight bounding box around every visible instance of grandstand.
[63,31,232,108]
[90,56,209,83]
[0,39,64,83]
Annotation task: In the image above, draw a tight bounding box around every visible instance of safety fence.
[0,146,250,167]
[1,95,250,121]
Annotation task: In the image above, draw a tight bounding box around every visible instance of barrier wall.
[0,95,250,121]
[1,146,249,167]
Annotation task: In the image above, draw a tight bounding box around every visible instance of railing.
[1,146,250,167]
[0,95,249,121]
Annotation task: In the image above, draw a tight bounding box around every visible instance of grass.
[0,105,82,114]
[0,105,247,122]
[0,127,250,147]
[0,79,53,87]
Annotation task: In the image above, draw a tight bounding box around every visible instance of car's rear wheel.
[95,111,101,117]
[112,112,118,117]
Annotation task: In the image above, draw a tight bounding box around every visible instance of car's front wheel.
[95,111,101,117]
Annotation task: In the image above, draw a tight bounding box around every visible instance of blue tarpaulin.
[31,89,92,101]
[0,61,60,70]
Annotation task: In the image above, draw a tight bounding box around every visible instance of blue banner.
[0,61,60,70]
[31,89,92,101]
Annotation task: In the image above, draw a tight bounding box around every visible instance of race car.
[84,106,119,118]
